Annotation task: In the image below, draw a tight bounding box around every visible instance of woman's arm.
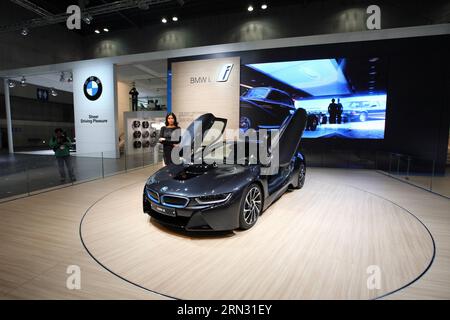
[159,127,167,144]
[173,127,181,144]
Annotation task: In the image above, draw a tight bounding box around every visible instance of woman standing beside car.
[159,112,181,166]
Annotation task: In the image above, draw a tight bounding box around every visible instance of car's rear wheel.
[295,163,306,189]
[239,184,262,230]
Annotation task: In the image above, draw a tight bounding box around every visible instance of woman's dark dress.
[159,126,181,165]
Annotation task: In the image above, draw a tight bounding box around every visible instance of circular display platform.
[80,179,434,299]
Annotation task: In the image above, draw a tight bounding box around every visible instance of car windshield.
[203,142,235,163]
[203,140,265,165]
[243,87,271,99]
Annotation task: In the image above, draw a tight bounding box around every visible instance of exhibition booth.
[0,25,449,300]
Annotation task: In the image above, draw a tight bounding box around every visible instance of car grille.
[146,188,159,203]
[161,195,189,208]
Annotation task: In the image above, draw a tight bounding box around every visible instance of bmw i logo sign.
[83,76,103,101]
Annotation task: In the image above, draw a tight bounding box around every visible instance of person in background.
[49,128,76,182]
[336,98,343,124]
[328,98,338,124]
[159,113,181,166]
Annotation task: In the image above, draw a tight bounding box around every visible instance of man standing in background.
[328,98,338,124]
[336,98,343,124]
[49,128,76,183]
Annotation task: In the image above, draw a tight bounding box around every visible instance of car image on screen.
[240,87,295,131]
[240,57,388,139]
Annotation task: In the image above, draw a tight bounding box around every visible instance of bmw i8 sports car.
[143,108,308,231]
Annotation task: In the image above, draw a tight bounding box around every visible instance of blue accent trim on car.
[146,189,159,204]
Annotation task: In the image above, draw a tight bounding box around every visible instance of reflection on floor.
[16,150,56,156]
[384,166,450,198]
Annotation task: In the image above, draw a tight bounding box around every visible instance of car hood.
[146,164,256,197]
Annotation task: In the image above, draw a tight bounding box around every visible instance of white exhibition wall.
[73,61,119,158]
[171,57,240,130]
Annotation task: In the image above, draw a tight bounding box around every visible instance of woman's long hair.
[165,112,178,127]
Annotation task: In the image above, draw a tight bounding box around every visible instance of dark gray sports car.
[143,108,307,231]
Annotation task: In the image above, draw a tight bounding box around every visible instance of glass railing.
[0,146,163,202]
[300,147,378,169]
[300,147,449,198]
[1,146,447,201]
[375,151,450,199]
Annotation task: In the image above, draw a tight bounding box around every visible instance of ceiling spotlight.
[94,29,100,34]
[248,5,254,12]
[369,57,379,62]
[261,4,268,10]
[20,76,27,87]
[172,16,178,21]
[50,88,58,97]
[67,72,73,83]
[21,27,29,36]
[161,17,167,23]
[369,71,377,75]
[103,28,109,32]
[8,80,16,88]
[83,13,93,25]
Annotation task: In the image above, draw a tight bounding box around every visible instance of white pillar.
[3,78,14,153]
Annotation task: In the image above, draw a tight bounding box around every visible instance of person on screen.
[159,112,181,166]
[336,98,343,124]
[328,98,338,124]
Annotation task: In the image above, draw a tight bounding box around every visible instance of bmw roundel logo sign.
[83,76,103,101]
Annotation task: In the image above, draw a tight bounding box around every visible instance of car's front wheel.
[239,184,263,230]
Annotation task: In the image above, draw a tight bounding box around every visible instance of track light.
[20,76,27,87]
[60,72,65,82]
[50,88,58,97]
[137,0,150,10]
[248,5,254,12]
[261,4,268,10]
[103,28,109,32]
[161,17,167,23]
[172,16,178,21]
[94,29,100,34]
[8,80,16,88]
[21,27,29,36]
[67,72,73,83]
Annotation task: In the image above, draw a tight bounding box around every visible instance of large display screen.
[240,57,387,139]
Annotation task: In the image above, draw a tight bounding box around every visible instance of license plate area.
[151,203,176,217]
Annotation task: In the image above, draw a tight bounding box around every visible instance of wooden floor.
[0,165,449,299]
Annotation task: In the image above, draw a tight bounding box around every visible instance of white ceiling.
[116,59,167,98]
[12,72,73,93]
[10,59,168,98]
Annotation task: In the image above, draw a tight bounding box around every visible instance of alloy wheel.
[298,163,306,188]
[243,186,262,225]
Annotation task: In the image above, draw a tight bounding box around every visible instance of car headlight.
[195,193,232,205]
